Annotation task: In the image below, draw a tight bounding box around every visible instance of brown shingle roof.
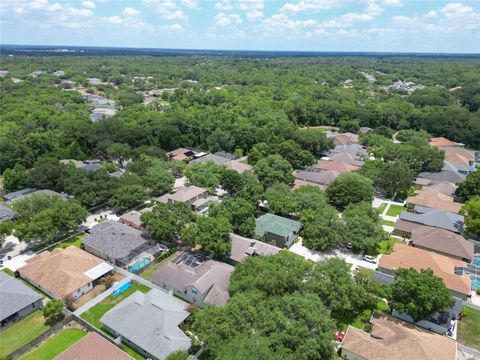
[18,246,105,299]
[378,243,470,295]
[411,226,474,262]
[293,169,340,186]
[443,147,475,166]
[406,191,462,214]
[55,332,132,360]
[313,160,360,173]
[429,137,458,148]
[393,219,425,235]
[341,312,457,360]
[423,181,457,197]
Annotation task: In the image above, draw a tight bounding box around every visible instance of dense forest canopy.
[1,55,479,173]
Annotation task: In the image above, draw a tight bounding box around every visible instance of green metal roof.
[255,213,302,238]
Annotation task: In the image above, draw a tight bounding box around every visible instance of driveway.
[82,210,119,229]
[0,235,27,261]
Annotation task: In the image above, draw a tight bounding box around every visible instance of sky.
[1,0,479,53]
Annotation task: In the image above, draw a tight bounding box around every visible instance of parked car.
[345,242,353,250]
[363,255,377,264]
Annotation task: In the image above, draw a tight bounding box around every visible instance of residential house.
[3,188,71,203]
[60,159,103,172]
[293,169,340,190]
[167,148,200,161]
[0,272,43,331]
[393,206,464,236]
[392,298,463,336]
[443,147,477,174]
[429,137,459,148]
[377,242,471,299]
[0,204,17,223]
[329,133,359,147]
[155,185,208,206]
[313,160,360,173]
[229,233,281,264]
[119,207,153,231]
[189,151,252,174]
[55,332,133,360]
[292,179,325,190]
[17,246,114,300]
[417,167,466,184]
[255,213,302,248]
[152,252,234,306]
[327,144,368,158]
[422,181,457,197]
[100,289,191,360]
[328,152,364,167]
[340,311,457,360]
[83,220,162,272]
[405,190,462,214]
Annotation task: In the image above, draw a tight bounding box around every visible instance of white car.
[363,255,377,264]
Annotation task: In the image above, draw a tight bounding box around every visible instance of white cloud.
[164,10,188,20]
[441,2,473,17]
[215,1,233,10]
[160,23,183,31]
[246,10,263,22]
[237,0,263,10]
[81,1,96,9]
[181,0,199,9]
[383,0,402,6]
[425,10,437,18]
[142,0,189,20]
[107,15,123,24]
[280,0,340,13]
[123,7,141,16]
[215,12,242,26]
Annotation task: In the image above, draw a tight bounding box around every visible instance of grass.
[139,251,177,282]
[0,310,50,360]
[377,203,388,214]
[338,300,390,332]
[120,344,145,360]
[381,220,396,227]
[20,329,86,360]
[80,281,151,330]
[54,233,85,249]
[386,204,405,217]
[372,238,400,256]
[458,306,480,350]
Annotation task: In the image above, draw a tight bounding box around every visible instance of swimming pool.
[113,282,132,297]
[471,256,480,290]
[128,258,151,273]
[474,255,480,267]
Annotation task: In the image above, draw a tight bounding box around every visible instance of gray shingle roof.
[100,289,191,360]
[229,233,281,262]
[0,204,17,223]
[83,221,149,261]
[399,207,464,234]
[3,188,36,201]
[418,169,466,184]
[0,272,42,321]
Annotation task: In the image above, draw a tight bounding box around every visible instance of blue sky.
[1,0,479,53]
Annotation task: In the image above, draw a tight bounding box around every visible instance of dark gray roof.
[229,233,281,262]
[100,289,191,360]
[213,151,236,160]
[83,221,149,261]
[3,188,36,201]
[0,204,17,223]
[327,144,368,157]
[0,272,42,321]
[417,169,466,184]
[190,153,231,165]
[3,189,71,202]
[81,160,102,172]
[399,207,464,234]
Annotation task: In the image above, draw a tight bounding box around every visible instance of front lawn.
[80,281,151,330]
[0,311,50,359]
[386,204,405,217]
[20,329,86,360]
[376,203,387,214]
[381,220,396,227]
[458,306,480,350]
[55,233,85,249]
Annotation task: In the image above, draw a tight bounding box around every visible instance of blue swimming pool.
[113,282,132,297]
[128,258,151,273]
[474,255,480,267]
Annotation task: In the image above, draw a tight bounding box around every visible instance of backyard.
[0,311,50,360]
[80,281,151,330]
[386,204,405,217]
[139,251,177,282]
[54,233,85,249]
[20,328,86,360]
[457,305,480,350]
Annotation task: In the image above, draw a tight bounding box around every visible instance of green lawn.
[120,344,145,360]
[458,306,480,350]
[377,203,388,214]
[372,238,400,256]
[381,220,396,227]
[80,281,151,330]
[0,311,50,360]
[139,252,177,281]
[20,329,86,360]
[55,233,85,249]
[386,204,405,217]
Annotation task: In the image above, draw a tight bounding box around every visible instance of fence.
[7,314,74,360]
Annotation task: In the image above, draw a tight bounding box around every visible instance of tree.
[209,198,256,237]
[391,268,454,322]
[342,202,384,252]
[2,164,30,193]
[28,157,66,192]
[326,173,373,209]
[49,199,87,231]
[339,119,360,133]
[292,185,328,213]
[301,207,343,251]
[456,170,480,200]
[294,129,332,157]
[275,140,316,169]
[184,162,225,189]
[263,183,298,217]
[220,169,244,196]
[141,202,194,242]
[229,251,312,296]
[216,334,280,360]
[181,216,233,260]
[304,258,377,321]
[42,300,64,325]
[166,351,190,360]
[144,164,174,196]
[253,155,294,189]
[106,143,132,167]
[462,197,480,238]
[360,160,413,198]
[110,184,147,210]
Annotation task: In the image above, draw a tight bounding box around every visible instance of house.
[60,159,103,172]
[119,207,153,231]
[83,220,162,271]
[392,297,463,336]
[225,159,252,174]
[329,132,359,147]
[293,169,340,189]
[167,148,200,161]
[17,246,113,300]
[229,233,281,264]
[417,168,466,184]
[394,207,464,236]
[327,144,368,158]
[152,252,234,306]
[443,147,477,174]
[155,185,208,206]
[359,126,373,134]
[0,204,17,223]
[255,213,302,248]
[340,312,457,360]
[429,137,459,148]
[410,226,474,263]
[189,151,252,174]
[377,242,471,299]
[422,181,457,197]
[52,70,65,77]
[292,179,325,190]
[2,188,71,203]
[55,332,133,360]
[328,152,364,167]
[0,272,43,331]
[100,289,191,360]
[313,160,360,173]
[405,190,462,214]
